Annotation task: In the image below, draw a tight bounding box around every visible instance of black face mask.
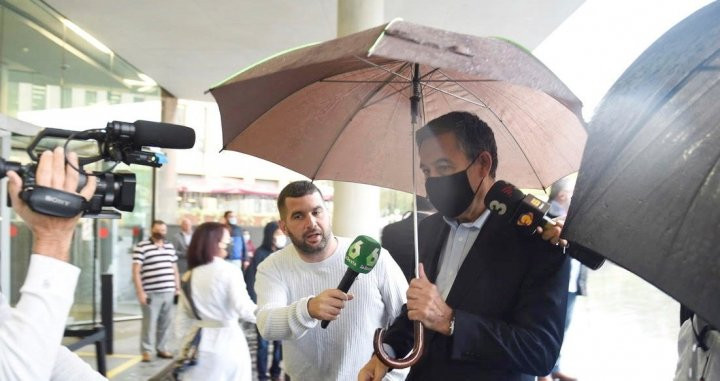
[425,155,484,218]
[152,232,165,241]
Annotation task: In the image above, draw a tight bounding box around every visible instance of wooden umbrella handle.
[372,321,424,369]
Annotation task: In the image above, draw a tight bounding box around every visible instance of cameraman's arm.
[0,148,96,380]
[9,148,96,261]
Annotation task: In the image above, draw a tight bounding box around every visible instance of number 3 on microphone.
[488,200,507,215]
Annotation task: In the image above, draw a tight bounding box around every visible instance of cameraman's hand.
[7,147,96,262]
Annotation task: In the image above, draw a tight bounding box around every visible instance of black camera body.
[0,160,136,218]
[0,120,195,219]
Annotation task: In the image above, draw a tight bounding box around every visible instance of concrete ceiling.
[44,0,584,101]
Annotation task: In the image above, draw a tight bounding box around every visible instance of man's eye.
[438,165,452,174]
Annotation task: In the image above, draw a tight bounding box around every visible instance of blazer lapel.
[419,216,450,283]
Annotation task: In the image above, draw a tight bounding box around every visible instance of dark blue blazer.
[384,212,570,381]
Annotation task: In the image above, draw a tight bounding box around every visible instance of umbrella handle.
[372,321,424,369]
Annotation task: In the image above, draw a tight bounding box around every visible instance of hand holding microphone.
[484,180,605,269]
[319,235,381,328]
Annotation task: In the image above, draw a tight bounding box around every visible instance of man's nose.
[306,214,318,230]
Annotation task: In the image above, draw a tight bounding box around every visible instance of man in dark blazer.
[380,196,435,281]
[359,111,570,381]
[171,218,192,275]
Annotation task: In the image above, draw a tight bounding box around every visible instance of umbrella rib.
[310,65,405,181]
[321,80,411,83]
[352,55,490,109]
[434,69,546,187]
[320,79,498,83]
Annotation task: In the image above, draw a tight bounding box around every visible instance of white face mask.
[273,235,287,248]
[228,217,238,225]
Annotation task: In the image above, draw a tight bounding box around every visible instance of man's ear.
[476,151,493,177]
[278,219,287,234]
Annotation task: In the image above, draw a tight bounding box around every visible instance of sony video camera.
[0,120,195,219]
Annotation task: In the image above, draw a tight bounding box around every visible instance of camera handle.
[20,186,88,218]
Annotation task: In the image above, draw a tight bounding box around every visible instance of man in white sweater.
[0,147,105,380]
[255,181,408,381]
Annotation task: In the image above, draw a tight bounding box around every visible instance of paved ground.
[67,261,681,380]
[66,320,276,381]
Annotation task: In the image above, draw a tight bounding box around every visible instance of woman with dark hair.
[175,222,256,381]
[245,221,286,381]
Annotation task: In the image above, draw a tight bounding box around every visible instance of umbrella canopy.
[209,19,586,193]
[563,2,720,328]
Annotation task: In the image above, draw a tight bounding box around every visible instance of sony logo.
[44,195,71,206]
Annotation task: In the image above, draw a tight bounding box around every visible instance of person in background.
[222,211,247,270]
[539,177,585,381]
[0,147,105,380]
[245,221,285,381]
[380,195,435,281]
[175,222,257,381]
[132,220,179,362]
[243,230,256,270]
[172,217,193,275]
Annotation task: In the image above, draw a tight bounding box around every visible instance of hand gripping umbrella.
[209,19,586,368]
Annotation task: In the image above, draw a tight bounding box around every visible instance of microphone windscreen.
[484,180,525,217]
[133,120,196,149]
[344,235,381,274]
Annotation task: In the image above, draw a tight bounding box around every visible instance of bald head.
[180,218,192,233]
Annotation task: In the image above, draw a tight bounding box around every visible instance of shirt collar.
[443,209,491,230]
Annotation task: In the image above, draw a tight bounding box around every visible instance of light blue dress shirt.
[436,210,491,300]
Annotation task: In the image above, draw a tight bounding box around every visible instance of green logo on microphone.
[345,235,381,274]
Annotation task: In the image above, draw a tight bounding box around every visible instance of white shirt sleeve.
[50,346,107,381]
[228,266,257,324]
[255,260,317,340]
[0,254,80,380]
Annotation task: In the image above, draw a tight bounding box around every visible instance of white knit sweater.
[255,236,409,381]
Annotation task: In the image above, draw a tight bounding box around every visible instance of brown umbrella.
[209,19,586,194]
[209,19,586,368]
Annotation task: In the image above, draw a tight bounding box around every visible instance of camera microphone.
[106,120,196,149]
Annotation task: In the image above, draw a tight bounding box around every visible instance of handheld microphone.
[321,235,381,329]
[484,180,605,270]
[106,120,196,149]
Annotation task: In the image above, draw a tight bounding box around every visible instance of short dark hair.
[187,222,226,269]
[277,181,324,219]
[415,111,498,178]
[223,211,234,219]
[151,220,166,227]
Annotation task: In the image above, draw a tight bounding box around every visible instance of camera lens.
[93,171,136,212]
